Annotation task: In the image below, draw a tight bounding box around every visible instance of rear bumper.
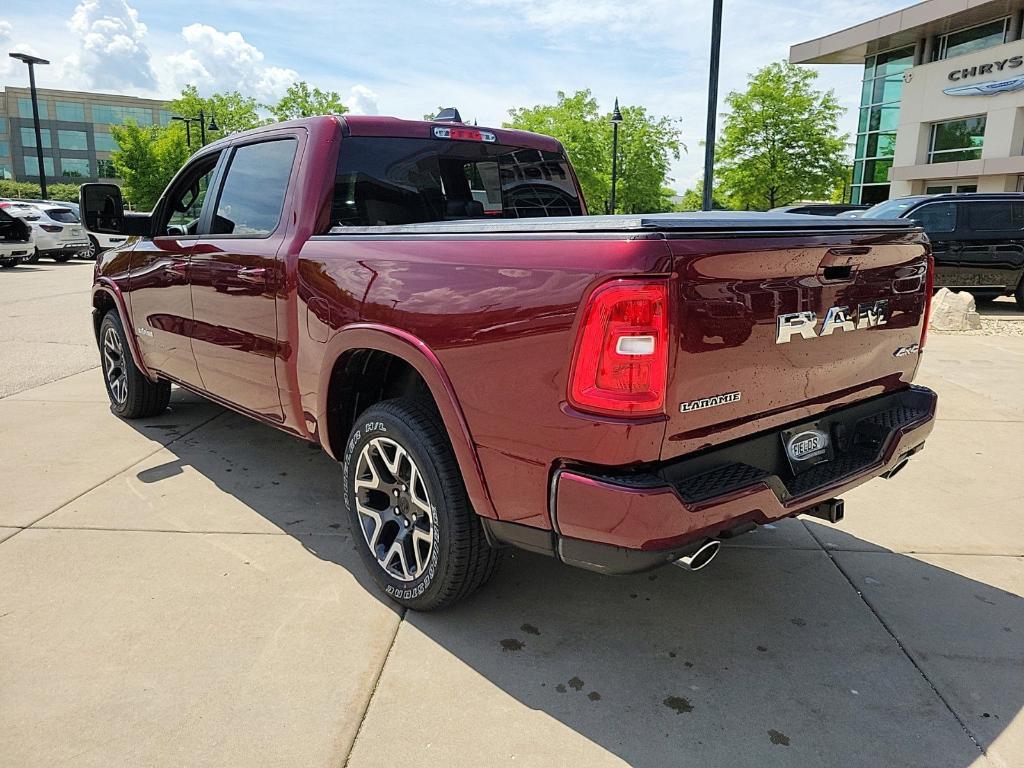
[487,386,936,574]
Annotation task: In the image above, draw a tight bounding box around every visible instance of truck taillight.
[568,280,669,416]
[432,126,496,143]
[920,254,935,350]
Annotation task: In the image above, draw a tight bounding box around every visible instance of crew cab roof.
[325,210,919,236]
[200,114,564,154]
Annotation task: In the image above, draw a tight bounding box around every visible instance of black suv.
[857,193,1024,307]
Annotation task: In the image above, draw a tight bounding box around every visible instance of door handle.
[237,266,267,284]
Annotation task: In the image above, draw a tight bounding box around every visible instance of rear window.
[964,201,1024,231]
[44,207,79,223]
[328,136,582,230]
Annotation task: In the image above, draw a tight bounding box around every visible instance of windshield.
[328,136,582,230]
[860,197,928,219]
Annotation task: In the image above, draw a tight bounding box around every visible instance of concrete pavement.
[1,262,1022,767]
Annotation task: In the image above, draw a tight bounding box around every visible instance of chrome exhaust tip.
[672,539,721,572]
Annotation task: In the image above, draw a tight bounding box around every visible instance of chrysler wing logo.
[776,301,888,344]
[944,74,1024,96]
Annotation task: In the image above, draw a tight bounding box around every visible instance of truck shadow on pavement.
[130,392,1023,768]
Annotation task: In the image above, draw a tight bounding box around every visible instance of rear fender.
[317,323,497,519]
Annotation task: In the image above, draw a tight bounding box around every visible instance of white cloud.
[346,84,379,115]
[0,20,12,42]
[163,23,298,102]
[65,0,156,91]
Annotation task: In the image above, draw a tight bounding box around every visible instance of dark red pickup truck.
[82,115,937,610]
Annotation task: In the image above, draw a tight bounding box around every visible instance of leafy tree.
[109,121,189,210]
[167,85,262,141]
[267,81,348,121]
[505,90,682,214]
[714,62,847,211]
[675,181,727,211]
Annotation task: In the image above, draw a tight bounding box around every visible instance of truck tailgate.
[663,229,930,460]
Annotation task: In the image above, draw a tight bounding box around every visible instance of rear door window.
[329,137,582,229]
[212,139,298,236]
[44,208,78,223]
[911,202,956,233]
[963,201,1024,232]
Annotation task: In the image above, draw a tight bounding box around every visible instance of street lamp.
[610,98,623,215]
[9,52,50,198]
[171,110,219,149]
[701,0,724,211]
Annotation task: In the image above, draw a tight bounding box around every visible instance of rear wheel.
[1016,279,1024,310]
[53,252,72,263]
[99,310,171,418]
[0,258,18,268]
[342,399,501,611]
[86,236,100,260]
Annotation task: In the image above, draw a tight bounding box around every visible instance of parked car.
[859,193,1024,307]
[769,203,870,216]
[1,201,91,262]
[0,206,34,267]
[16,200,126,259]
[81,115,937,610]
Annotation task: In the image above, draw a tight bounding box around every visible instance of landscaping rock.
[929,288,982,332]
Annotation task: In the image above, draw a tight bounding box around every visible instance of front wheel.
[53,253,72,263]
[26,249,39,264]
[342,399,501,611]
[86,236,100,260]
[1015,279,1024,310]
[98,310,171,418]
[0,258,18,268]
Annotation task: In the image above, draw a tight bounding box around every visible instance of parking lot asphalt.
[1,262,1022,767]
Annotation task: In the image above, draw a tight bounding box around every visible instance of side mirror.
[80,182,152,237]
[80,183,125,234]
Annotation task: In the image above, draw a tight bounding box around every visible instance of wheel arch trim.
[92,279,156,382]
[317,323,497,519]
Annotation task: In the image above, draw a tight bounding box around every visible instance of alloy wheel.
[353,436,435,582]
[102,326,128,405]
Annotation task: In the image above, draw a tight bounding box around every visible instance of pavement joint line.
[26,525,350,536]
[802,519,989,759]
[342,607,406,768]
[0,364,99,402]
[22,408,227,529]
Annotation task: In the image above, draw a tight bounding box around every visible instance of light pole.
[610,98,623,215]
[702,0,724,211]
[171,110,220,149]
[9,52,50,198]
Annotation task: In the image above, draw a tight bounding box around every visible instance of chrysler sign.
[943,55,1024,96]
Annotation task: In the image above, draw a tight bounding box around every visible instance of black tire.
[1015,279,1024,310]
[342,398,501,611]
[0,258,17,268]
[53,253,72,263]
[86,236,100,260]
[26,249,39,264]
[98,310,171,419]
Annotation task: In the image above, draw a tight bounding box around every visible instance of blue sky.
[2,0,909,191]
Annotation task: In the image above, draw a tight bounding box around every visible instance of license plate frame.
[781,421,834,475]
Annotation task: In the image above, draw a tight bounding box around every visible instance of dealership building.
[792,0,1024,204]
[0,87,171,184]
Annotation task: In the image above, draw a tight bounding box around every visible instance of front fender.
[317,323,497,519]
[93,279,156,382]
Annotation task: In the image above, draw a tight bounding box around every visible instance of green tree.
[109,121,189,210]
[675,181,727,211]
[267,81,348,121]
[167,85,263,141]
[714,61,847,210]
[505,90,682,214]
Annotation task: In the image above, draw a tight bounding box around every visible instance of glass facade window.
[24,156,56,176]
[0,117,6,134]
[0,140,8,157]
[159,109,172,126]
[96,159,117,177]
[17,98,49,119]
[0,165,12,180]
[929,116,986,163]
[20,127,52,148]
[58,130,88,151]
[939,18,1008,60]
[851,45,914,204]
[60,158,91,178]
[94,133,120,152]
[55,101,87,122]
[92,104,153,126]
